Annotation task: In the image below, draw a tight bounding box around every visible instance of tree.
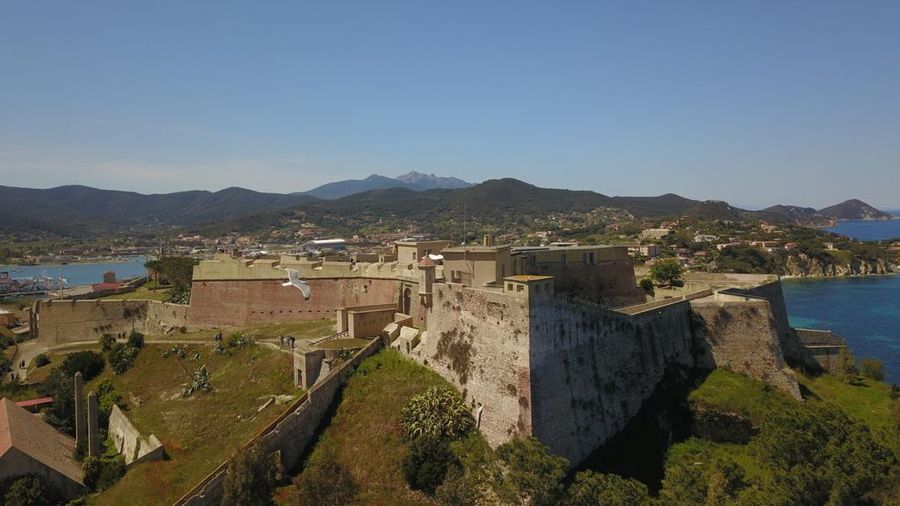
[33,353,51,368]
[293,450,357,506]
[3,475,62,506]
[650,259,684,287]
[705,461,746,506]
[400,387,475,441]
[495,437,567,506]
[403,436,457,495]
[221,444,278,506]
[859,358,884,381]
[58,351,105,381]
[564,471,651,506]
[126,331,144,349]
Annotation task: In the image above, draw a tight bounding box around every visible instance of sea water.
[0,257,148,287]
[782,275,900,383]
[825,219,900,241]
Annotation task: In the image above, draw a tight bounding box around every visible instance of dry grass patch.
[88,343,298,505]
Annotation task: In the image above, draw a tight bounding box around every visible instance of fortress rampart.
[32,299,187,344]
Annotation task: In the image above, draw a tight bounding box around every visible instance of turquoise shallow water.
[0,257,148,287]
[782,275,900,383]
[825,219,900,241]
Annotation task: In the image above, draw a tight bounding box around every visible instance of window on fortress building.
[590,252,595,264]
[561,254,566,265]
[413,252,417,260]
[507,283,513,291]
[517,285,524,293]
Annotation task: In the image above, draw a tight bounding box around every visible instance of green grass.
[94,285,170,302]
[145,319,335,343]
[675,367,900,484]
[688,369,799,425]
[275,349,462,505]
[797,372,900,455]
[88,343,298,505]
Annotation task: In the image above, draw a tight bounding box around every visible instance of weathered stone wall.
[177,338,383,506]
[719,282,817,369]
[187,278,404,327]
[422,283,532,447]
[33,300,188,344]
[523,260,646,307]
[796,328,847,373]
[691,299,801,399]
[108,405,164,466]
[528,298,695,464]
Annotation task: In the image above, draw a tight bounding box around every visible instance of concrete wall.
[347,307,397,339]
[528,298,695,464]
[33,300,187,344]
[422,283,532,447]
[108,405,164,466]
[691,298,801,399]
[176,338,383,506]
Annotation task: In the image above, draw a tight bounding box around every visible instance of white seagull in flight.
[281,268,311,299]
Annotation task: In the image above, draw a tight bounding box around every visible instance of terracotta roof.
[417,256,436,267]
[0,398,83,485]
[14,397,54,408]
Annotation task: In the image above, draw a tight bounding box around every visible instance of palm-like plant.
[400,386,475,441]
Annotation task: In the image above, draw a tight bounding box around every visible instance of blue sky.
[1,1,898,208]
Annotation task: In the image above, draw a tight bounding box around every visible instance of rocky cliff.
[783,254,894,277]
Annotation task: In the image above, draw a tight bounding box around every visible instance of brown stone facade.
[187,278,408,327]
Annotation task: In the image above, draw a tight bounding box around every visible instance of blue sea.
[782,275,900,383]
[825,217,900,241]
[0,257,148,287]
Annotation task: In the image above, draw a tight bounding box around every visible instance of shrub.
[226,333,255,349]
[3,474,62,506]
[403,436,457,495]
[99,333,116,352]
[58,351,105,381]
[221,444,277,506]
[859,358,884,381]
[565,470,651,506]
[82,456,125,492]
[181,365,212,398]
[639,278,654,295]
[108,344,139,375]
[400,387,475,441]
[293,450,358,506]
[0,355,11,376]
[495,437,568,506]
[33,353,51,368]
[126,331,144,349]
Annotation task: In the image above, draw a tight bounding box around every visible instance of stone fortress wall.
[32,299,188,344]
[186,256,425,327]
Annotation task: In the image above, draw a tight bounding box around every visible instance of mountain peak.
[819,199,893,221]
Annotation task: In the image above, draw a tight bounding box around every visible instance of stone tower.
[74,372,85,451]
[87,391,100,458]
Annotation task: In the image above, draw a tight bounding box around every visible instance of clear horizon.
[2,1,899,209]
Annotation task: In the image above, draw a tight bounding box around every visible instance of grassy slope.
[88,343,297,505]
[276,349,463,506]
[669,368,900,478]
[143,319,335,342]
[94,285,170,301]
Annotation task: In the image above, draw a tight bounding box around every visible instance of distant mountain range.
[0,177,893,238]
[297,171,472,200]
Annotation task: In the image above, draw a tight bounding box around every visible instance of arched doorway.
[402,287,412,315]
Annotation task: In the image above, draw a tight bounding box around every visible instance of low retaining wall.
[175,337,384,506]
[108,405,164,466]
